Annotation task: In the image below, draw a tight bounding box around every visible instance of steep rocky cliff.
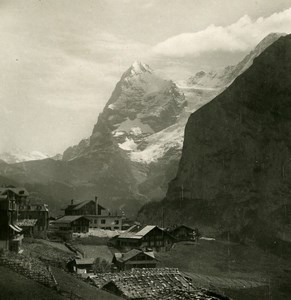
[0,62,186,216]
[139,35,291,245]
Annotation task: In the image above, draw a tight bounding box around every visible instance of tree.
[93,257,111,273]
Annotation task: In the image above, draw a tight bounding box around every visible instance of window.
[101,219,106,224]
[94,219,97,224]
[114,220,119,225]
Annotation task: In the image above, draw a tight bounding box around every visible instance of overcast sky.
[1,0,291,155]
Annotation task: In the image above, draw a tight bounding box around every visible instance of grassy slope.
[17,239,122,300]
[156,240,291,299]
[51,267,121,300]
[0,265,66,300]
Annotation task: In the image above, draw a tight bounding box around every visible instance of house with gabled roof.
[112,249,157,270]
[112,225,175,252]
[169,225,196,241]
[64,198,106,216]
[53,215,90,233]
[0,186,29,203]
[63,197,123,230]
[0,186,50,235]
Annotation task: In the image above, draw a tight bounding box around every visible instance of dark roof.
[125,224,140,232]
[170,225,194,232]
[54,215,90,224]
[65,200,106,211]
[115,249,156,263]
[121,249,141,261]
[0,187,29,197]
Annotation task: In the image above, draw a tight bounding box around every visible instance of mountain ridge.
[138,34,291,245]
[0,34,286,219]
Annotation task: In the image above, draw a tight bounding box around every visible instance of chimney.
[95,196,98,215]
[71,199,74,205]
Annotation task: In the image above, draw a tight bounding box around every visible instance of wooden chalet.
[112,249,157,270]
[63,197,123,230]
[67,258,95,274]
[169,225,195,241]
[113,225,175,251]
[64,198,105,216]
[53,215,90,233]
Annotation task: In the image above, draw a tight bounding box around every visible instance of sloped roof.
[66,200,106,211]
[16,219,38,227]
[125,224,140,233]
[121,249,141,262]
[114,249,156,263]
[75,258,95,265]
[100,268,195,299]
[170,225,194,233]
[117,232,142,239]
[117,225,175,240]
[135,225,156,237]
[100,268,226,299]
[0,187,29,197]
[144,251,155,259]
[54,215,89,224]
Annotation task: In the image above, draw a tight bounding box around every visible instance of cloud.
[0,1,150,154]
[152,7,291,57]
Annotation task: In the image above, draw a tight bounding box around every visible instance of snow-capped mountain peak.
[0,148,49,164]
[130,61,152,75]
[121,61,153,81]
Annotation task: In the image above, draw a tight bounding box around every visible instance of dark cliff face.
[140,35,291,243]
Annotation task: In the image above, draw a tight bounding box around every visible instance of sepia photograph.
[0,0,291,299]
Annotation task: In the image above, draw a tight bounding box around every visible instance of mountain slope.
[186,33,284,89]
[0,62,186,216]
[64,61,186,161]
[0,35,285,217]
[60,61,187,204]
[139,34,291,245]
[131,33,284,201]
